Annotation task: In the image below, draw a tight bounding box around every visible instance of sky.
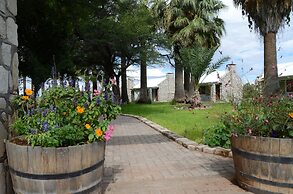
[128,0,293,83]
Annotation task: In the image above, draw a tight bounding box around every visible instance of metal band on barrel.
[9,159,104,180]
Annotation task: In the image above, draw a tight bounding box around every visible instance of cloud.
[127,66,173,79]
[216,0,293,82]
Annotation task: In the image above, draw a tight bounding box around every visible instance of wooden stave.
[6,141,105,194]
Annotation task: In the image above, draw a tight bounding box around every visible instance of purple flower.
[42,109,49,117]
[104,92,108,101]
[111,93,115,103]
[31,108,35,115]
[42,121,49,132]
[85,81,90,92]
[96,97,100,105]
[29,129,37,134]
[271,130,278,138]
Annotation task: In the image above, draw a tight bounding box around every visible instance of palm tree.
[180,45,230,105]
[153,0,226,102]
[233,0,292,97]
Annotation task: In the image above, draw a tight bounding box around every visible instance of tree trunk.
[92,76,97,92]
[23,77,26,94]
[189,76,195,98]
[184,70,191,101]
[174,47,185,102]
[138,52,150,103]
[263,32,280,97]
[121,57,129,103]
[112,74,121,103]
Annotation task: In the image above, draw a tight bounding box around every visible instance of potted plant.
[6,81,121,194]
[224,95,293,193]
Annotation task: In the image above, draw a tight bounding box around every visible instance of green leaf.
[88,134,94,142]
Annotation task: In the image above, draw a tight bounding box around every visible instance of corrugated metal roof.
[199,71,226,84]
[133,77,166,89]
[278,62,293,78]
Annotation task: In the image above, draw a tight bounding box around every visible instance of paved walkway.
[102,116,249,194]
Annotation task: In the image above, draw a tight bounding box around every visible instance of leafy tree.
[233,0,292,97]
[18,0,99,92]
[180,45,229,103]
[153,0,226,102]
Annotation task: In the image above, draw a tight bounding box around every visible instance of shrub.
[11,83,121,147]
[203,123,231,149]
[223,95,293,138]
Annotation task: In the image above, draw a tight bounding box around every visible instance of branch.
[160,54,175,67]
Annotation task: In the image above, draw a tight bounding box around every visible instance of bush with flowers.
[203,94,293,148]
[11,82,121,147]
[223,95,293,138]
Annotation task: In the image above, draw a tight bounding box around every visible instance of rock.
[7,0,17,15]
[229,151,233,158]
[11,52,18,91]
[1,43,11,67]
[187,145,196,150]
[195,144,208,152]
[6,17,18,46]
[203,147,216,154]
[0,121,7,156]
[0,98,6,109]
[0,66,8,93]
[0,0,5,14]
[214,147,231,157]
[0,16,6,39]
[176,138,189,145]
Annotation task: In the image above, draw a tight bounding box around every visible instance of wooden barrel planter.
[6,141,105,194]
[231,135,293,193]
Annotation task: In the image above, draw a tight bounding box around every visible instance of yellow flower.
[95,128,103,137]
[85,124,91,129]
[289,112,293,118]
[25,89,33,96]
[22,96,29,101]
[76,106,84,114]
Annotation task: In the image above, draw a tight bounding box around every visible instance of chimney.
[226,63,236,72]
[166,73,174,80]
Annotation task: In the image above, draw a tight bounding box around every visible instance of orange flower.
[85,124,91,129]
[289,112,293,118]
[22,96,29,101]
[25,89,33,96]
[95,128,103,137]
[76,106,84,114]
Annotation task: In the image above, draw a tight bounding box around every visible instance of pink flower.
[103,125,114,141]
[247,128,252,134]
[108,125,114,132]
[110,78,116,85]
[104,131,111,141]
[93,89,100,96]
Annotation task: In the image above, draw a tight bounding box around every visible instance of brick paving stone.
[102,116,251,194]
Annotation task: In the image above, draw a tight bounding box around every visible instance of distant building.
[128,64,243,103]
[199,64,243,103]
[129,73,175,102]
[257,62,293,96]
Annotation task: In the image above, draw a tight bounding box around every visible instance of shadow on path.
[109,133,171,145]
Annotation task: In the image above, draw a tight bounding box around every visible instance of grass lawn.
[121,102,232,143]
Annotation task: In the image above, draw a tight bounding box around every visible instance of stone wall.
[220,64,243,104]
[0,0,18,193]
[158,73,175,102]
